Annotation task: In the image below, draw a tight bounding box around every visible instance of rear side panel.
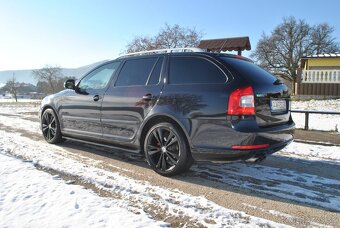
[158,83,232,147]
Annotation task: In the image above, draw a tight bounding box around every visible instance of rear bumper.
[191,120,295,161]
[192,138,293,161]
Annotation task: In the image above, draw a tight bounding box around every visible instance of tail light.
[227,86,255,115]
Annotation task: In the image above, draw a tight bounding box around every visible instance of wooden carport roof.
[198,37,251,55]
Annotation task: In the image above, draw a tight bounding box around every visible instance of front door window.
[78,62,121,93]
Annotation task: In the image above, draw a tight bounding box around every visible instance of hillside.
[0,60,108,86]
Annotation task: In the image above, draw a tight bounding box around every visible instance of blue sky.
[0,0,339,71]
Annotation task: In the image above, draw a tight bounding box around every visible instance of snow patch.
[242,203,295,220]
[291,99,340,132]
[0,99,41,103]
[279,141,340,163]
[0,153,166,227]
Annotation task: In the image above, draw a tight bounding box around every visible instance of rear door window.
[169,56,227,84]
[147,57,163,85]
[115,57,158,86]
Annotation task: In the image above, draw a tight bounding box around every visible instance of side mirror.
[64,79,75,90]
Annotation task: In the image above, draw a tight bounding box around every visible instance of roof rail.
[119,47,206,58]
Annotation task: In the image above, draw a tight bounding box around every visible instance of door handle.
[142,94,152,100]
[93,95,101,101]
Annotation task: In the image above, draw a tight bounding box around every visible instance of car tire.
[144,122,193,176]
[41,108,63,144]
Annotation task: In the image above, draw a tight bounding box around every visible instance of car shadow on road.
[58,139,340,213]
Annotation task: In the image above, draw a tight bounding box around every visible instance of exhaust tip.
[245,154,266,163]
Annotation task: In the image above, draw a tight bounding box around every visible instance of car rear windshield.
[221,57,277,84]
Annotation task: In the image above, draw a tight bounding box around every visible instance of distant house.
[297,53,340,99]
[0,93,13,99]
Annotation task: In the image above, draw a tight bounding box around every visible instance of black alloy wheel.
[41,108,62,144]
[144,122,192,176]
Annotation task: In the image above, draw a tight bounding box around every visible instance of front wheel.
[41,108,63,144]
[144,122,193,176]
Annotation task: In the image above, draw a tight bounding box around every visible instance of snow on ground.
[242,203,296,221]
[0,103,39,114]
[0,130,287,227]
[291,99,340,132]
[0,98,41,103]
[0,114,40,134]
[0,102,40,134]
[292,99,340,111]
[0,153,166,227]
[279,141,340,163]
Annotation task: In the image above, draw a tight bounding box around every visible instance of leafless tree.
[33,65,64,94]
[251,17,339,92]
[3,75,20,102]
[125,23,204,53]
[155,23,202,48]
[310,23,339,54]
[126,36,156,53]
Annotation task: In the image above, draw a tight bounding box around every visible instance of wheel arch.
[41,105,59,119]
[138,113,192,152]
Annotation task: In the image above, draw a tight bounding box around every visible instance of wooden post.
[304,113,309,130]
[295,82,298,95]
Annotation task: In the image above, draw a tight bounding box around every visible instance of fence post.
[291,110,340,131]
[304,113,309,130]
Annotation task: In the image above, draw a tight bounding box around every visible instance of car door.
[59,61,121,139]
[101,56,164,143]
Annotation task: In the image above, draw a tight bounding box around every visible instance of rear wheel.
[144,122,193,176]
[41,108,63,144]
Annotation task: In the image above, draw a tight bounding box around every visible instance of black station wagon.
[39,48,294,176]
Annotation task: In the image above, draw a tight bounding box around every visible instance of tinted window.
[78,62,120,91]
[221,57,277,84]
[115,57,158,86]
[169,56,226,84]
[147,57,163,85]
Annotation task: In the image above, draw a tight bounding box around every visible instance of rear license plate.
[270,99,287,112]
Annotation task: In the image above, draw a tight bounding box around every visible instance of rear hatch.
[221,56,291,127]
